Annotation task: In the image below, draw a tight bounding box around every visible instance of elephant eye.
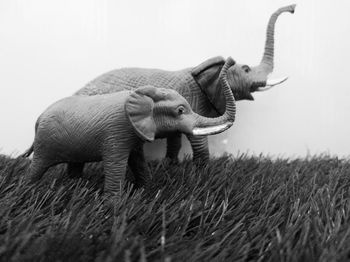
[177,106,185,115]
[242,65,251,73]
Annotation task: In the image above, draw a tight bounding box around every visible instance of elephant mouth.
[256,76,289,92]
[251,76,288,93]
[192,122,233,136]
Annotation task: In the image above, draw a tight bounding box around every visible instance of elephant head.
[126,58,237,141]
[192,4,296,112]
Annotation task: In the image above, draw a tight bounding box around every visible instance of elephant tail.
[20,143,34,158]
[21,118,39,158]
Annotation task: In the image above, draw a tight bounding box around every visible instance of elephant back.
[75,67,213,116]
[35,92,133,160]
[75,68,195,98]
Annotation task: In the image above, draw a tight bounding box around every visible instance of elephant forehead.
[229,64,244,76]
[250,66,269,81]
[160,88,187,102]
[228,65,251,84]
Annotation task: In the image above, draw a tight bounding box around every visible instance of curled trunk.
[192,57,236,135]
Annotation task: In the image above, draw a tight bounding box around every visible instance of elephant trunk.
[192,57,236,136]
[252,4,295,91]
[259,4,296,73]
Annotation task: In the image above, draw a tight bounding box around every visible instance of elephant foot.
[163,153,182,166]
[102,192,122,211]
[27,158,52,183]
[192,155,210,168]
[163,157,180,165]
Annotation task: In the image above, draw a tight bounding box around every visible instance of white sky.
[0,0,349,158]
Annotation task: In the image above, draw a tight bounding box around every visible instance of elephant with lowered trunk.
[25,58,237,197]
[74,4,296,163]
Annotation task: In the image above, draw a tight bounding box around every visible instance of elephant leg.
[103,142,132,198]
[67,163,85,178]
[28,156,52,182]
[165,132,182,161]
[186,135,209,163]
[128,144,150,190]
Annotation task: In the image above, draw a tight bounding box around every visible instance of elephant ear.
[191,56,226,89]
[125,86,163,142]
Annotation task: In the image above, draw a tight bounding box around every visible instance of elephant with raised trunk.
[74,4,296,162]
[24,58,237,197]
[22,5,296,162]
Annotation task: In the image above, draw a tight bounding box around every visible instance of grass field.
[1,153,350,261]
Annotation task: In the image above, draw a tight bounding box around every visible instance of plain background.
[0,0,349,159]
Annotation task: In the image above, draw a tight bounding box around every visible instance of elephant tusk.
[266,76,288,87]
[257,76,288,91]
[256,86,274,92]
[192,122,233,136]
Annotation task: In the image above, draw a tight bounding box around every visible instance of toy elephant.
[24,58,236,197]
[73,4,295,163]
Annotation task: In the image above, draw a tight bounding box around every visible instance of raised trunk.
[192,57,236,136]
[259,4,296,74]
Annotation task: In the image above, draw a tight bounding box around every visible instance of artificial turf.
[0,153,350,261]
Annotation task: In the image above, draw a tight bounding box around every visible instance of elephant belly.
[35,118,104,163]
[35,130,103,163]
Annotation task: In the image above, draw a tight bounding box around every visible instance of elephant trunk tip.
[288,4,296,13]
[276,4,296,15]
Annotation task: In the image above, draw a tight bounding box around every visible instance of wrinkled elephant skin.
[25,59,236,197]
[73,5,296,163]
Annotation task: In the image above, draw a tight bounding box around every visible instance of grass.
[1,153,350,261]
